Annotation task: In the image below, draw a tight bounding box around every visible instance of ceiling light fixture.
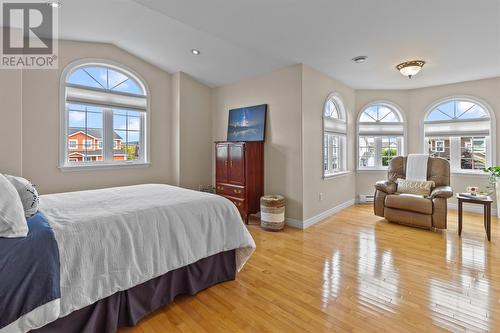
[352,56,367,63]
[191,49,200,55]
[47,1,62,8]
[396,60,425,79]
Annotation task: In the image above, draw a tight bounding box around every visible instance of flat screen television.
[227,104,267,142]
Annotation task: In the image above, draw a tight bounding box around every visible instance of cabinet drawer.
[227,197,246,213]
[216,184,245,199]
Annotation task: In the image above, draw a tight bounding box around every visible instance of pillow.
[0,174,28,238]
[396,178,435,197]
[4,175,39,218]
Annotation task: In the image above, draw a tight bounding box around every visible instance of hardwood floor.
[120,205,500,333]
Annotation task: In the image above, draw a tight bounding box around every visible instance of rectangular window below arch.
[426,136,489,172]
[324,132,346,177]
[358,136,403,169]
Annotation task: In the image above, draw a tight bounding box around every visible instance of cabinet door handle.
[233,201,242,207]
[217,186,224,191]
[230,160,233,167]
[234,189,242,194]
[224,161,228,167]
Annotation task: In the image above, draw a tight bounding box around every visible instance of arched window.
[357,102,405,169]
[60,60,149,168]
[323,93,347,177]
[424,97,494,172]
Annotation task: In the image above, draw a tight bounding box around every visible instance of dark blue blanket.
[0,212,60,329]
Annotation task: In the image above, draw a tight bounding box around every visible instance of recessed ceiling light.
[396,60,425,79]
[47,1,62,8]
[352,56,367,63]
[191,49,200,55]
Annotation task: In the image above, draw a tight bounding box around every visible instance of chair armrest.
[430,186,453,199]
[375,180,397,194]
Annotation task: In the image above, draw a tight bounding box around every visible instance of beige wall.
[301,65,356,220]
[0,39,178,194]
[176,72,213,190]
[0,70,23,175]
[356,77,500,206]
[211,65,304,220]
[2,35,499,222]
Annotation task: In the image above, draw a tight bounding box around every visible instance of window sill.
[451,171,488,177]
[323,171,352,179]
[357,168,388,172]
[59,162,151,172]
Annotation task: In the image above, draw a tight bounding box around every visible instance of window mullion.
[376,137,383,168]
[103,108,113,162]
[450,137,460,172]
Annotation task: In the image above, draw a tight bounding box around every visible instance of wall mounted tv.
[227,104,267,142]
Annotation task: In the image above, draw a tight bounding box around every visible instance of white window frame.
[59,59,151,171]
[357,101,406,171]
[323,93,348,178]
[422,96,496,175]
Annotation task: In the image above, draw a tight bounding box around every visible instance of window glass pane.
[331,135,339,171]
[360,105,400,123]
[113,110,142,161]
[324,99,339,118]
[426,100,488,122]
[324,133,343,174]
[67,68,104,89]
[81,66,108,89]
[67,105,103,163]
[67,66,144,95]
[359,136,375,167]
[382,136,398,166]
[360,107,378,122]
[427,137,450,160]
[456,103,488,120]
[461,136,486,170]
[378,106,398,122]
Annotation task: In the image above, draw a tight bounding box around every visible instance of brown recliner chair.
[374,156,453,229]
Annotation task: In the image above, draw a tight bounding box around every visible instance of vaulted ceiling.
[58,0,500,89]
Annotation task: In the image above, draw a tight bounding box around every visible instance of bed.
[1,184,255,333]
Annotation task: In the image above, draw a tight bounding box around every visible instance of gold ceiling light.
[396,60,425,79]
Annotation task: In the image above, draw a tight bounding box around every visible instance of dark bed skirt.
[32,250,236,333]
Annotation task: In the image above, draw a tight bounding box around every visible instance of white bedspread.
[39,184,255,322]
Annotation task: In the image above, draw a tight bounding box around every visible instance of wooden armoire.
[215,141,264,224]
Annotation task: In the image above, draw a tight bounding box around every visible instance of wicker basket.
[260,195,286,231]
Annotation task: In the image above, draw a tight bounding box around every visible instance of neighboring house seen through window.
[60,61,148,168]
[424,98,493,173]
[323,93,347,177]
[358,103,405,169]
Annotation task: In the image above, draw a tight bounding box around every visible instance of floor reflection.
[322,250,341,306]
[430,238,490,332]
[356,230,400,313]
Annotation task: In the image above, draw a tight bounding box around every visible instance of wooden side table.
[457,194,493,241]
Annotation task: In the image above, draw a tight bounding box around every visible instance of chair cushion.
[385,194,433,215]
[396,178,435,196]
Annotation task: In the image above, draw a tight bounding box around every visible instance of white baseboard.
[448,202,497,216]
[285,198,356,229]
[284,217,303,229]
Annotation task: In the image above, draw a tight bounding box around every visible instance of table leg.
[487,203,491,242]
[458,199,463,237]
[484,204,487,231]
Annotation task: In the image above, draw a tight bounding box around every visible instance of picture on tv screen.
[227,104,267,141]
